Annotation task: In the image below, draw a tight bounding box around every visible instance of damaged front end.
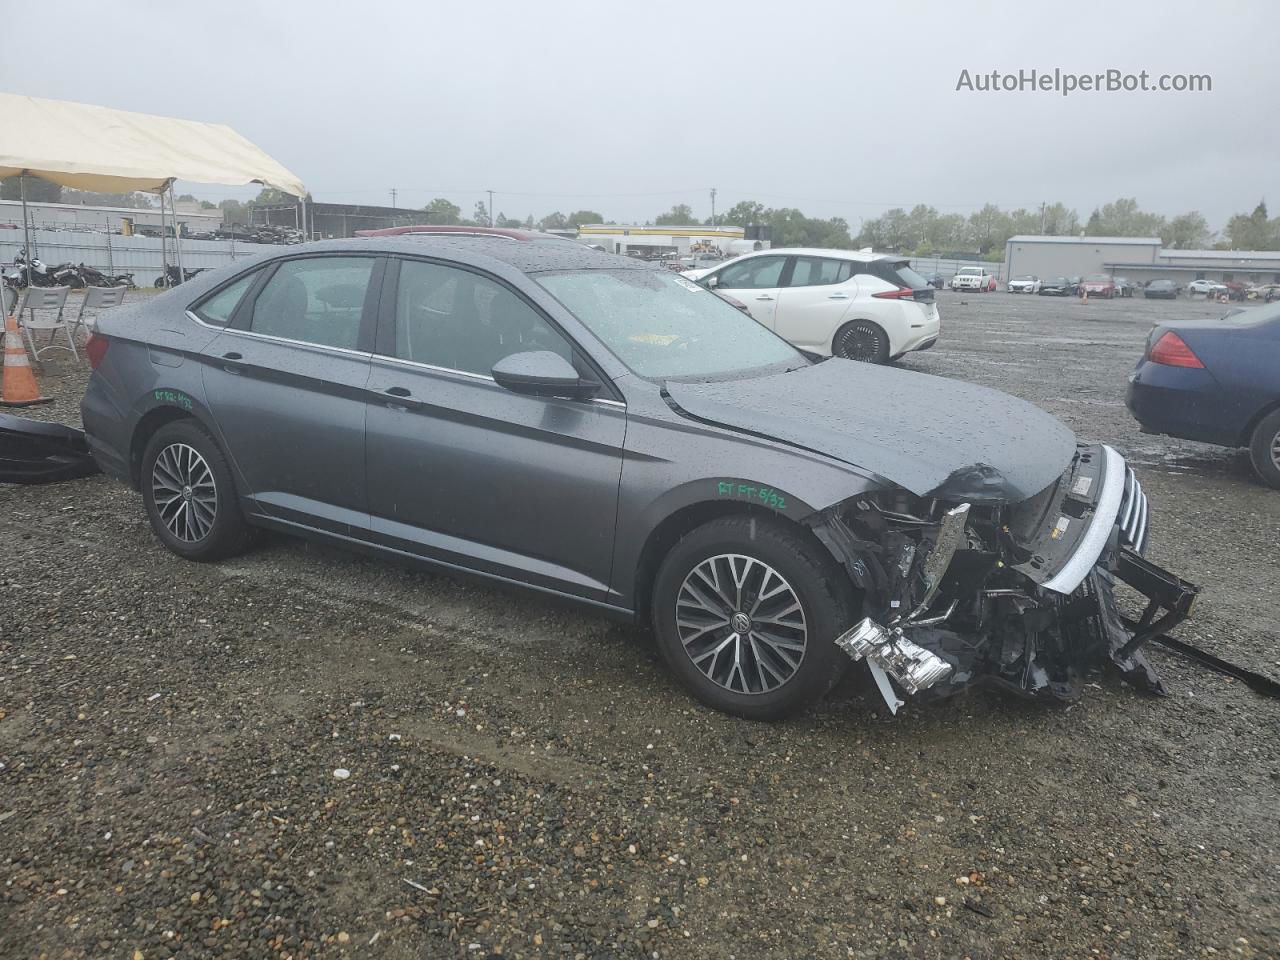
[806,444,1198,711]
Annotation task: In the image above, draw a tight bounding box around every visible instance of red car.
[1079,274,1118,299]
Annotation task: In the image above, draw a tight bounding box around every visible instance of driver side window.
[714,256,787,290]
[393,260,573,376]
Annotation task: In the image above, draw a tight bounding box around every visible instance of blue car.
[1126,305,1280,487]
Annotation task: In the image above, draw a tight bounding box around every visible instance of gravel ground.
[2,291,1278,960]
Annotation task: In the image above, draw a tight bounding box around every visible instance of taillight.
[86,333,110,369]
[1148,331,1204,368]
[873,287,917,300]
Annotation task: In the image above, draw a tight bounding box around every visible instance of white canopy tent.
[0,93,307,285]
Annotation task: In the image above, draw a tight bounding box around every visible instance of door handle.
[755,295,774,301]
[827,293,849,300]
[220,351,243,374]
[222,351,242,360]
[382,385,421,411]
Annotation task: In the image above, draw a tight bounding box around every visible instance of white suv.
[684,249,940,363]
[950,266,996,292]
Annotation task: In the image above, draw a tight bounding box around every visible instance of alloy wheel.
[151,442,218,543]
[1271,429,1280,471]
[837,322,886,363]
[675,554,807,695]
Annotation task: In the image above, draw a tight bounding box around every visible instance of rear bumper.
[1126,364,1239,447]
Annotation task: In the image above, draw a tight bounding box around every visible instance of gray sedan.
[81,230,1195,719]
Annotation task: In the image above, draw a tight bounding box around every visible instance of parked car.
[1186,279,1228,296]
[684,248,939,364]
[81,229,1191,718]
[1079,274,1118,299]
[1127,304,1280,487]
[950,266,997,292]
[1142,279,1180,299]
[1223,281,1249,302]
[1113,277,1136,298]
[1007,275,1041,294]
[1250,282,1280,302]
[923,273,946,289]
[1038,277,1075,296]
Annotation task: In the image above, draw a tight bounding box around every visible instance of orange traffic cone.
[1080,288,1089,304]
[1,308,50,406]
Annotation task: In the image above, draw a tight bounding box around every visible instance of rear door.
[362,257,627,601]
[702,254,789,328]
[198,254,381,535]
[774,256,858,350]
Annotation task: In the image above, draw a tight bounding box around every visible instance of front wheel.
[141,419,252,560]
[832,319,890,364]
[1248,409,1280,489]
[651,515,858,720]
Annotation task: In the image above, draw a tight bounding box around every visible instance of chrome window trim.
[185,312,372,359]
[369,352,625,407]
[1042,444,1128,596]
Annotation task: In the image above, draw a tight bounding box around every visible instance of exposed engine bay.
[805,443,1200,711]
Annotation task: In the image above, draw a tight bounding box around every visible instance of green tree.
[1088,198,1165,237]
[1,175,61,203]
[719,200,766,227]
[423,197,462,224]
[1162,212,1212,249]
[537,211,568,231]
[219,198,248,224]
[472,201,491,226]
[565,210,603,228]
[199,200,217,210]
[654,203,694,225]
[253,187,293,205]
[494,211,523,228]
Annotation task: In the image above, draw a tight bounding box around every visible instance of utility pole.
[487,189,495,227]
[390,188,397,209]
[710,187,717,227]
[1039,201,1046,234]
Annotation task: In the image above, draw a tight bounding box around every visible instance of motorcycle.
[4,251,83,289]
[77,263,136,289]
[154,265,208,288]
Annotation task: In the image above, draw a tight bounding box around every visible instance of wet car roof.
[299,235,647,274]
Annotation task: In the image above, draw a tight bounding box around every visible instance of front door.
[363,257,626,601]
[705,254,790,328]
[199,254,381,536]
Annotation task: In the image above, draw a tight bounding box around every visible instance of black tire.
[140,419,252,561]
[833,319,891,364]
[1248,409,1280,489]
[651,515,859,720]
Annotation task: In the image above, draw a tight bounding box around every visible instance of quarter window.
[714,255,787,290]
[788,257,854,287]
[193,270,259,326]
[393,260,573,376]
[249,257,375,350]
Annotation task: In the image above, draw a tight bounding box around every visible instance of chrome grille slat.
[1119,468,1138,530]
[1114,464,1149,554]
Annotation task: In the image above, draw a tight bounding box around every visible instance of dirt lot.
[2,291,1278,960]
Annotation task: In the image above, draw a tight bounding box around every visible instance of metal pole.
[171,184,186,282]
[19,172,32,289]
[487,189,494,227]
[710,187,716,227]
[159,185,169,287]
[105,213,113,275]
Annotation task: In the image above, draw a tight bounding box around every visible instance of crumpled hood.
[665,359,1076,503]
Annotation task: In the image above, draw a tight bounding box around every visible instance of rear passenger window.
[788,257,854,287]
[193,270,259,325]
[249,257,374,350]
[393,260,572,376]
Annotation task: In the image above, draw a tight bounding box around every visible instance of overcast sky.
[4,0,1275,231]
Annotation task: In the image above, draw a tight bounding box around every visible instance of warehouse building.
[0,197,221,236]
[576,224,768,258]
[1004,235,1280,285]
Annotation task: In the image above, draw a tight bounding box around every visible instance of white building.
[1004,234,1280,285]
[576,224,766,258]
[0,198,222,236]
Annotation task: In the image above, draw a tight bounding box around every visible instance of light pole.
[487,189,495,227]
[710,187,717,227]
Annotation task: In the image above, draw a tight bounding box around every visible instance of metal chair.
[69,285,128,338]
[16,287,75,361]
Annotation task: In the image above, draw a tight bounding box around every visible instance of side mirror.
[704,274,719,288]
[491,351,600,401]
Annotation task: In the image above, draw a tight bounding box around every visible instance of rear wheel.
[1248,409,1280,489]
[141,419,252,561]
[833,319,890,364]
[651,515,858,720]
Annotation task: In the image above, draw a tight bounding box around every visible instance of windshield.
[535,268,804,380]
[957,267,983,276]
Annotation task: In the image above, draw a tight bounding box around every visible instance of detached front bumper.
[816,446,1197,710]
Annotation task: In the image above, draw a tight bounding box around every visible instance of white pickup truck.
[950,266,996,292]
